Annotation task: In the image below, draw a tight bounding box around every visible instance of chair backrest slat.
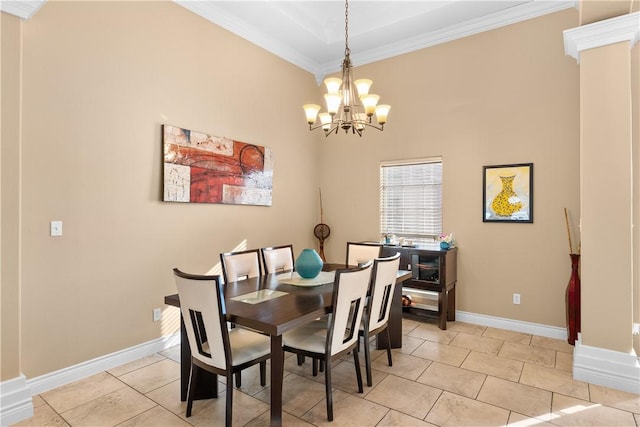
[327,262,372,356]
[367,253,401,332]
[173,269,230,370]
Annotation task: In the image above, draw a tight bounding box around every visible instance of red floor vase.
[565,253,581,345]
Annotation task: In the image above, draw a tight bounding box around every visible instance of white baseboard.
[455,313,640,395]
[27,332,180,396]
[0,374,33,427]
[456,310,568,340]
[574,334,640,395]
[2,333,179,425]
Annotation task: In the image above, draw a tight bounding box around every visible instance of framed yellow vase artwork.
[483,163,533,223]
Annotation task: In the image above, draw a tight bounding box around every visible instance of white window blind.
[380,158,442,244]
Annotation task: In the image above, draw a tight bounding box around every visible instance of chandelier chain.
[344,0,350,56]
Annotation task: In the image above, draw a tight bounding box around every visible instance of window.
[379,158,442,244]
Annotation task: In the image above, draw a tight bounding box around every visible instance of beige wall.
[319,9,581,327]
[13,1,320,377]
[2,2,588,380]
[1,12,22,381]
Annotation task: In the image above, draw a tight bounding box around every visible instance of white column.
[563,12,640,394]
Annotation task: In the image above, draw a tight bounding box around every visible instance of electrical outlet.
[153,308,161,322]
[513,293,521,304]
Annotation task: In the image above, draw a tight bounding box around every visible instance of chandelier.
[303,0,390,137]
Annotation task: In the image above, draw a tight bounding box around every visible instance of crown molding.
[0,0,45,19]
[564,12,640,62]
[175,1,576,84]
[341,1,577,75]
[175,0,321,77]
[310,1,577,83]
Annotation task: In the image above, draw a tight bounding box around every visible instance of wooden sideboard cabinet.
[381,244,457,330]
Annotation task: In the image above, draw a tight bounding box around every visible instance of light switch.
[50,221,62,237]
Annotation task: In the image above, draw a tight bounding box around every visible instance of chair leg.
[186,363,198,417]
[352,347,364,393]
[297,354,305,365]
[324,356,333,421]
[259,361,266,386]
[363,331,372,387]
[312,357,318,377]
[234,371,241,388]
[225,373,233,427]
[319,359,324,372]
[385,328,393,367]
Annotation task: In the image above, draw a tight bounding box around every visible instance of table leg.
[270,334,284,427]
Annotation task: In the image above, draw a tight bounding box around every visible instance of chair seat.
[308,314,331,329]
[283,323,327,354]
[229,328,271,366]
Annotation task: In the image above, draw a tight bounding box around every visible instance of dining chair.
[359,252,401,386]
[172,268,270,427]
[283,262,373,421]
[220,248,264,387]
[220,249,262,284]
[345,241,383,267]
[260,244,295,274]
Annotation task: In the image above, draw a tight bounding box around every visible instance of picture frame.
[483,163,533,223]
[162,125,273,206]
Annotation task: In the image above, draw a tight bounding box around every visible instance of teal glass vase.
[295,249,323,278]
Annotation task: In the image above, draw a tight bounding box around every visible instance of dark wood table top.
[164,265,411,337]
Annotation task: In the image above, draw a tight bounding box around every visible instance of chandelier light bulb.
[324,93,342,115]
[324,77,342,95]
[354,79,372,97]
[319,113,332,130]
[303,104,321,124]
[354,113,366,130]
[375,104,391,125]
[361,94,380,116]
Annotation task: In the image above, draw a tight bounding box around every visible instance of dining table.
[164,263,411,427]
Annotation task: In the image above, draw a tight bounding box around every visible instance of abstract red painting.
[163,125,273,206]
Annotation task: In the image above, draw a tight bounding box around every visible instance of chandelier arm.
[362,121,384,131]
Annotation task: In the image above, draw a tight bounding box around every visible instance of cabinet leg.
[438,290,448,330]
[447,285,456,321]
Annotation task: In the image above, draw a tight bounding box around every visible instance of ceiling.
[3,0,575,82]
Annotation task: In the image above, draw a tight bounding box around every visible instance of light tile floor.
[15,319,640,426]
